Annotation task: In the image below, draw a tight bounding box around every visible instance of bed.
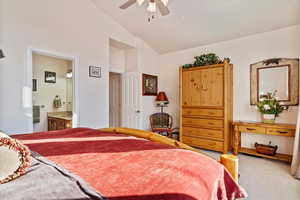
[6,127,247,200]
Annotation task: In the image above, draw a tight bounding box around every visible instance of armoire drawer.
[182,127,224,140]
[182,118,223,128]
[182,108,224,117]
[182,136,223,152]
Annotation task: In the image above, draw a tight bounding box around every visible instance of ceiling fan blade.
[156,0,170,16]
[120,0,137,9]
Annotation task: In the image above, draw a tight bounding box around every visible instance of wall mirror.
[250,58,299,106]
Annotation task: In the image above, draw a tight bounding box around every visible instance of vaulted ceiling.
[92,0,300,54]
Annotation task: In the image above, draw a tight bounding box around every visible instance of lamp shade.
[0,49,4,59]
[156,91,168,102]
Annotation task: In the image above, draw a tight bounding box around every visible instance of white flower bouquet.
[256,91,288,123]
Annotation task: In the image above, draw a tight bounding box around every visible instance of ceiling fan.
[120,0,170,21]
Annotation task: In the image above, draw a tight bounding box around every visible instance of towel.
[53,96,62,108]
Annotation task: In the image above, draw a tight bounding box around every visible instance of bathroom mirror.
[250,58,299,106]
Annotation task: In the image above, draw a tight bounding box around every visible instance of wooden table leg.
[233,125,240,155]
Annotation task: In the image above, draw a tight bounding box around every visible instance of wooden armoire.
[179,61,233,153]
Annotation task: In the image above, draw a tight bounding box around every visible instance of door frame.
[26,47,80,132]
[109,71,122,127]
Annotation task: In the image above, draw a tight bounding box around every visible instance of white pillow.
[0,132,30,184]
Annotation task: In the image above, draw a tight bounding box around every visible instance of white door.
[109,73,121,127]
[121,72,142,129]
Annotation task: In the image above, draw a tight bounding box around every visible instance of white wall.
[109,46,125,73]
[159,25,300,154]
[0,0,159,134]
[32,54,72,132]
[125,48,139,72]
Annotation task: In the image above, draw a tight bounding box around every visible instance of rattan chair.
[150,113,173,137]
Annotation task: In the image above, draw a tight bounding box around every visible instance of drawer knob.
[246,128,256,131]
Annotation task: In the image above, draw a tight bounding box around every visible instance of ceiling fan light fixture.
[137,0,145,6]
[161,0,168,6]
[147,1,156,13]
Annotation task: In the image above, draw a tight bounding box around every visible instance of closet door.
[199,67,224,107]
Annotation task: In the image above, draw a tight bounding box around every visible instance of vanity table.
[232,121,296,163]
[48,112,72,131]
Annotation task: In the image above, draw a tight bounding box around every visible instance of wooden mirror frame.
[250,58,299,106]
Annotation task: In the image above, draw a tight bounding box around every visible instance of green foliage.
[182,53,229,68]
[194,53,222,66]
[256,91,288,116]
[182,64,193,69]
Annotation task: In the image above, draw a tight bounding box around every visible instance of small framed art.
[89,66,101,78]
[45,71,56,83]
[142,73,158,96]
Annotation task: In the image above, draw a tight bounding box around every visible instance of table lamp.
[156,91,169,113]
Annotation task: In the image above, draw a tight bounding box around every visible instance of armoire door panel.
[182,70,202,106]
[190,70,201,106]
[199,67,224,107]
[182,71,192,106]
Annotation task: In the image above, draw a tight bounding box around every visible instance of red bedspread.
[13,128,247,200]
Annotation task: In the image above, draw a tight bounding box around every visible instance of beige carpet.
[203,150,300,200]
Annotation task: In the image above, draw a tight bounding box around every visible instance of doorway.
[109,38,142,129]
[27,48,78,133]
[109,72,122,127]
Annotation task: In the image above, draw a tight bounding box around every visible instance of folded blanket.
[0,151,106,200]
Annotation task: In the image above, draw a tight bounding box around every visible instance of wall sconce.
[66,70,72,79]
[0,49,5,59]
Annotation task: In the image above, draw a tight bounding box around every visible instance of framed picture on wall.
[89,66,101,78]
[142,73,158,96]
[45,71,56,83]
